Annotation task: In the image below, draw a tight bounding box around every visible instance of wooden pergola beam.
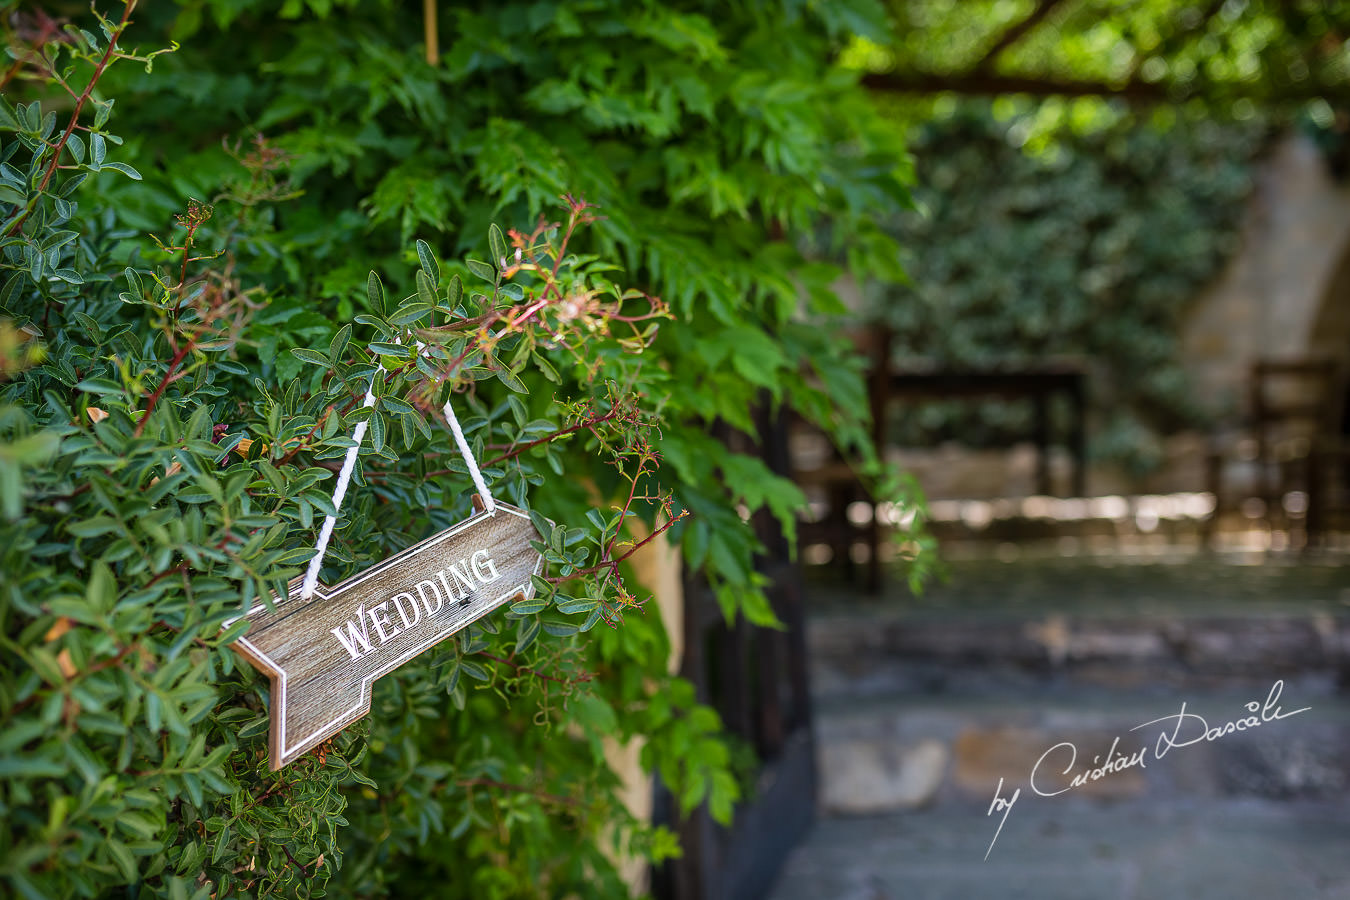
[860,70,1348,105]
[860,70,1168,100]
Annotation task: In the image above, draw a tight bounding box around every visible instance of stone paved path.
[767,555,1350,900]
[768,798,1350,900]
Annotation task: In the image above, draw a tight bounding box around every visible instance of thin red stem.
[479,651,593,687]
[0,58,24,92]
[483,408,624,468]
[8,2,135,240]
[35,6,130,197]
[133,344,190,438]
[550,508,690,584]
[604,461,647,559]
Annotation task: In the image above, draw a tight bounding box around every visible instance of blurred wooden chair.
[1308,370,1350,542]
[790,327,1090,590]
[1205,357,1349,545]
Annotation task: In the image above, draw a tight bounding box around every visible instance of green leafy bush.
[1,3,921,899]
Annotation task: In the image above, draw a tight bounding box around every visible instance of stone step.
[809,610,1350,701]
[813,687,1350,817]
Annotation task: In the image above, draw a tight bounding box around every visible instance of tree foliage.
[0,2,920,899]
[861,0,1350,114]
[840,0,1340,473]
[871,104,1262,472]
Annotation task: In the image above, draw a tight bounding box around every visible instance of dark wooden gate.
[651,409,815,900]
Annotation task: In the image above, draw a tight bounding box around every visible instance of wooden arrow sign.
[225,500,548,770]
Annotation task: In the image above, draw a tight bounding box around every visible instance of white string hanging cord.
[441,396,495,514]
[299,353,496,600]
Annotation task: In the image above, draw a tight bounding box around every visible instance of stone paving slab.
[767,799,1350,900]
[783,558,1350,898]
[814,688,1350,816]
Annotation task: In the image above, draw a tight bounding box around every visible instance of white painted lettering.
[448,561,477,597]
[414,580,442,617]
[471,549,500,583]
[392,591,422,629]
[330,606,372,660]
[368,601,399,643]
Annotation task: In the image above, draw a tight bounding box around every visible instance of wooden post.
[1034,391,1052,496]
[423,0,438,65]
[1071,372,1087,497]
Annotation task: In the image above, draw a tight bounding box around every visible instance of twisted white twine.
[299,352,495,600]
[442,397,496,515]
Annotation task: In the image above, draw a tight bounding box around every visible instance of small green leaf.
[367,270,386,315]
[290,347,331,366]
[515,616,541,653]
[369,411,386,452]
[528,510,552,541]
[57,172,88,198]
[579,606,603,632]
[238,716,269,739]
[380,396,414,415]
[415,268,436,308]
[555,597,599,615]
[329,323,352,362]
[488,223,508,267]
[65,133,86,164]
[541,619,578,637]
[510,597,547,615]
[274,547,316,566]
[506,394,527,426]
[415,238,439,282]
[494,366,527,393]
[0,756,67,777]
[465,259,496,283]
[459,659,489,681]
[102,161,142,180]
[116,811,159,840]
[75,377,122,395]
[88,561,117,611]
[535,354,561,383]
[390,303,434,326]
[106,839,138,881]
[90,133,107,168]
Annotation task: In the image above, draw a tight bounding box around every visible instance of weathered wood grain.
[224,500,548,769]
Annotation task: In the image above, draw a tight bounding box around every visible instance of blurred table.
[876,365,1089,497]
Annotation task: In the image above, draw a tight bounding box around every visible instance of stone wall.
[1180,132,1350,423]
